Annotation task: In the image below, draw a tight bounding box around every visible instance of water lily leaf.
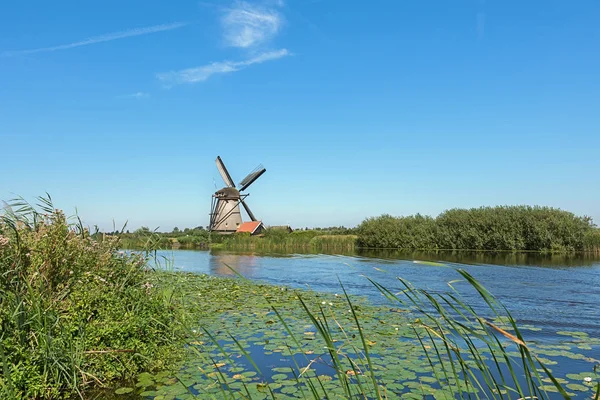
[566,383,591,392]
[280,385,298,394]
[114,387,134,395]
[538,384,560,393]
[272,373,288,381]
[556,331,589,338]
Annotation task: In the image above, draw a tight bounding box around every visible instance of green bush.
[0,198,184,398]
[357,206,598,252]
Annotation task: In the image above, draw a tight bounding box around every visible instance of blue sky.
[1,0,599,231]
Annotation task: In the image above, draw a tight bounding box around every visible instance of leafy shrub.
[0,197,184,399]
[357,206,598,252]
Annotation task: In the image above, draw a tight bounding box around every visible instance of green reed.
[221,232,358,252]
[0,196,187,399]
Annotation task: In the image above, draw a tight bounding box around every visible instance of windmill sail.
[240,199,257,221]
[239,165,266,191]
[216,156,235,187]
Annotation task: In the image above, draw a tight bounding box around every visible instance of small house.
[236,221,265,236]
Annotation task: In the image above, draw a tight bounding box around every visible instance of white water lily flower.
[584,377,592,383]
[321,301,326,305]
[329,303,333,306]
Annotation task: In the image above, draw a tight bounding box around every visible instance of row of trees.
[357,206,600,252]
[108,206,600,253]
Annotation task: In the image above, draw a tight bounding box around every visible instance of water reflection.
[355,249,600,268]
[209,251,260,276]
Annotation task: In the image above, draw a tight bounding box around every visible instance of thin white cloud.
[156,48,289,85]
[222,1,283,48]
[2,22,187,57]
[120,92,150,99]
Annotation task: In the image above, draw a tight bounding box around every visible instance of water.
[144,248,600,397]
[153,248,600,342]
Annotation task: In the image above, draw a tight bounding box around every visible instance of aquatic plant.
[125,267,600,399]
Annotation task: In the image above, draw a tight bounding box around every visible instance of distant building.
[269,225,293,233]
[236,221,265,235]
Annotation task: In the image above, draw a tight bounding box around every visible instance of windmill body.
[209,156,266,233]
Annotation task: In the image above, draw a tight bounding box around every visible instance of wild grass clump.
[358,206,599,252]
[221,228,358,252]
[0,196,185,399]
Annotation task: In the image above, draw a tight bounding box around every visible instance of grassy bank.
[111,227,357,253]
[0,197,188,398]
[358,206,600,252]
[220,229,358,252]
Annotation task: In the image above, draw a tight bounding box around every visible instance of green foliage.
[357,213,438,249]
[0,196,185,399]
[221,229,358,252]
[114,226,210,250]
[584,228,600,251]
[358,206,599,252]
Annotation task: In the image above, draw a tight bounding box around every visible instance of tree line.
[357,206,600,252]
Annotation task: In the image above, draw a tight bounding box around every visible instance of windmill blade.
[240,199,257,221]
[239,165,266,192]
[216,156,235,187]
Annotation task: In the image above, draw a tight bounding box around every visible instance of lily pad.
[114,387,134,395]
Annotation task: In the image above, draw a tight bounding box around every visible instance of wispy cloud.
[156,48,289,85]
[222,1,283,48]
[119,92,150,99]
[2,22,187,57]
[156,1,289,87]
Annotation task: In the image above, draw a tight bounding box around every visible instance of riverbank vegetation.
[1,198,599,398]
[113,226,210,250]
[358,206,600,252]
[219,228,357,252]
[109,205,599,254]
[112,226,358,253]
[0,197,187,398]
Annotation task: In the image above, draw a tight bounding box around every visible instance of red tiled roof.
[236,221,263,234]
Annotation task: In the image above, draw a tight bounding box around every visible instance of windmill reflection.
[209,250,259,277]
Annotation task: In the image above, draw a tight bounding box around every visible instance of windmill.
[209,156,266,233]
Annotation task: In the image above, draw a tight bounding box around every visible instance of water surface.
[140,249,600,397]
[152,248,600,342]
